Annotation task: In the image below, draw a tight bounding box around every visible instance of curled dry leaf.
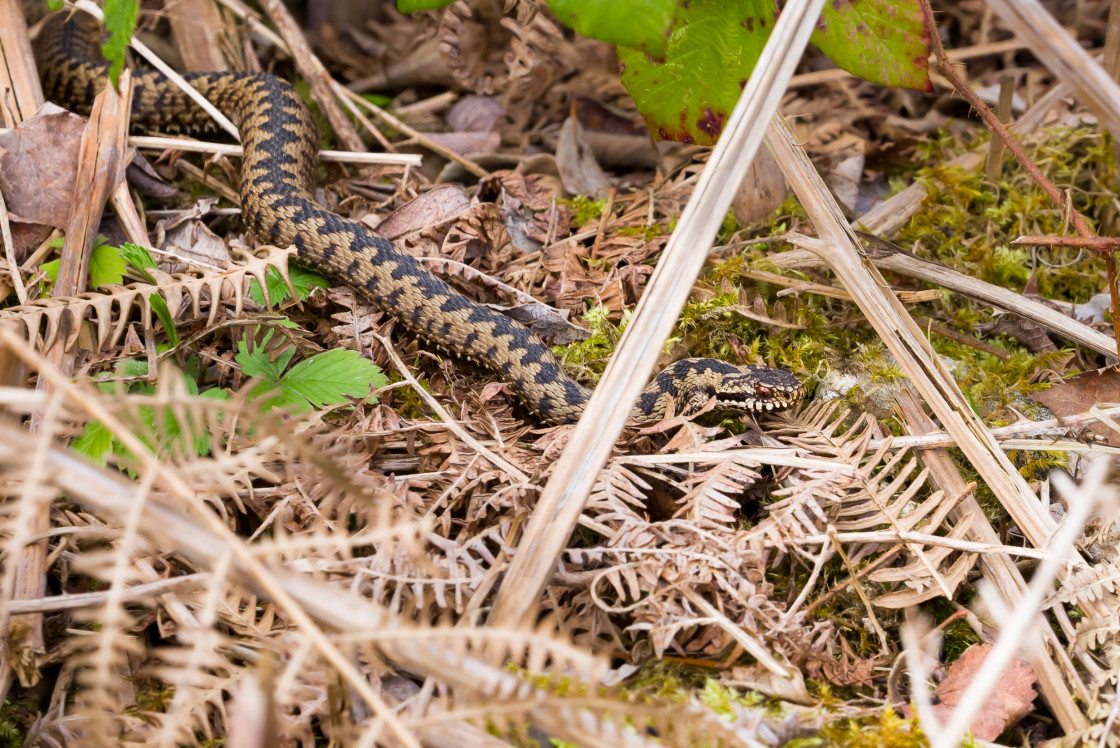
[446,95,508,132]
[424,130,501,156]
[0,106,88,229]
[374,184,472,241]
[556,116,612,198]
[160,220,231,270]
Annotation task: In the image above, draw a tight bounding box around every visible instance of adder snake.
[33,9,805,424]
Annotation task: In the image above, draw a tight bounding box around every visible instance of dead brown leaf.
[556,116,611,198]
[927,643,1037,741]
[0,107,87,229]
[375,185,472,240]
[1031,367,1120,447]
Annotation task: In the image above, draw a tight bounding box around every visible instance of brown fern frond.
[0,247,296,352]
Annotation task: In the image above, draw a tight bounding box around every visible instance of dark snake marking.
[35,10,805,424]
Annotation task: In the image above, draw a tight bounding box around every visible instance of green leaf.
[120,241,158,283]
[397,0,455,11]
[248,266,328,306]
[88,243,128,288]
[548,0,676,60]
[812,0,931,91]
[72,421,115,466]
[101,0,140,88]
[148,293,180,347]
[618,0,775,146]
[41,240,129,292]
[280,348,387,409]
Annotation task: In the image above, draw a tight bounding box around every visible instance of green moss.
[554,305,632,383]
[616,224,663,240]
[560,195,608,227]
[792,707,933,748]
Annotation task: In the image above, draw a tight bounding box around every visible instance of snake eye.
[756,385,772,398]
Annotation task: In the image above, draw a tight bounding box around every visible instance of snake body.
[34,10,805,424]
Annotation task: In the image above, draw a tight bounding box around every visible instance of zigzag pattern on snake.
[33,9,805,424]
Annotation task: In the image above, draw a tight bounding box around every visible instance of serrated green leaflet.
[237,330,386,412]
[101,0,139,88]
[281,349,387,409]
[812,0,930,91]
[619,0,774,146]
[548,0,676,60]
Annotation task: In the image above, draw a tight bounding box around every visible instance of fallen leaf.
[424,131,500,156]
[556,116,611,198]
[926,643,1037,741]
[0,106,87,229]
[446,95,507,132]
[160,220,230,269]
[1031,367,1120,447]
[732,147,789,224]
[375,185,472,240]
[498,301,589,346]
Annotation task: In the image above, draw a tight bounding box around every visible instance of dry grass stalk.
[0,0,44,124]
[489,0,830,630]
[0,187,27,305]
[871,404,1120,451]
[113,133,422,166]
[765,114,1057,548]
[894,390,1089,732]
[773,239,1118,357]
[8,69,133,691]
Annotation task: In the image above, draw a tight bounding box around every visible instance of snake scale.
[34,9,805,424]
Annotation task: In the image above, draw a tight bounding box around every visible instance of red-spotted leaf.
[812,0,931,91]
[548,0,677,60]
[619,0,775,145]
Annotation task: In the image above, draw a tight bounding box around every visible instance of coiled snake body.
[35,10,805,424]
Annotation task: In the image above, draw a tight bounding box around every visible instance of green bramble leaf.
[88,241,128,288]
[101,0,140,88]
[396,0,455,11]
[41,237,128,291]
[547,0,676,60]
[811,0,931,91]
[617,0,929,145]
[618,0,774,146]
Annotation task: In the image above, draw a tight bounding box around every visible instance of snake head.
[655,359,805,416]
[710,364,806,413]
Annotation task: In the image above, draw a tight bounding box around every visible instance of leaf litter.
[0,0,1119,746]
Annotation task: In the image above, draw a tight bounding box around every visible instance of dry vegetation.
[1,0,1120,746]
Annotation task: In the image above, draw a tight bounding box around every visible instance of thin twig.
[917,0,1093,240]
[0,186,27,304]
